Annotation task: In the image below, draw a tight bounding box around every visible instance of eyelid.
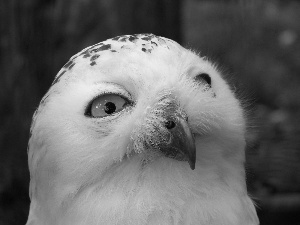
[96,82,133,101]
[85,83,134,118]
[85,94,132,116]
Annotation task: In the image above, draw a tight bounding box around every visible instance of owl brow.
[94,81,133,100]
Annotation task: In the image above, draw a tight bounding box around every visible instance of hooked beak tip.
[162,115,197,170]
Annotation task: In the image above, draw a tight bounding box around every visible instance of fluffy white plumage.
[26,34,259,225]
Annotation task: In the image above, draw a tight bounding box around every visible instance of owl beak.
[161,115,196,170]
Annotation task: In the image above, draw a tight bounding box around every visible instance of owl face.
[28,34,248,224]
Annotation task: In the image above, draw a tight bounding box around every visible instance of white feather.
[27,34,258,225]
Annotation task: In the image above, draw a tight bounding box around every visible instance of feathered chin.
[50,146,255,225]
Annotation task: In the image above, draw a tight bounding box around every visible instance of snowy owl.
[26,34,259,225]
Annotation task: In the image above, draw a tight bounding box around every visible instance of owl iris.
[90,94,128,117]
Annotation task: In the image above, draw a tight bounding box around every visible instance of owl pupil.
[104,102,116,114]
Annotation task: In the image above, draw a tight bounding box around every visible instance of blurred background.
[0,0,300,224]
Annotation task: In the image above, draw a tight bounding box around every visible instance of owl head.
[27,34,251,224]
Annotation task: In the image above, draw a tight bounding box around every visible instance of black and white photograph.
[0,0,299,224]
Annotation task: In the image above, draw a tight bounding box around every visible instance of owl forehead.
[52,34,182,86]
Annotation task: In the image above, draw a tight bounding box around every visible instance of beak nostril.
[165,120,176,129]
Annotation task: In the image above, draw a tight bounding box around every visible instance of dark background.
[1,0,300,224]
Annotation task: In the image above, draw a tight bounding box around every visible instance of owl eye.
[194,73,211,87]
[85,94,130,118]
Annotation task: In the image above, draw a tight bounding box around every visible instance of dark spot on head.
[129,35,138,42]
[63,60,74,69]
[140,34,155,41]
[83,53,91,58]
[52,70,66,85]
[141,37,151,41]
[119,37,127,42]
[151,41,158,46]
[98,44,111,51]
[141,47,152,53]
[111,50,117,52]
[90,61,96,66]
[79,49,91,58]
[68,63,75,70]
[90,48,98,53]
[90,54,100,61]
[88,44,104,53]
[90,44,111,53]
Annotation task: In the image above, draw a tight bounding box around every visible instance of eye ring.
[85,93,132,118]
